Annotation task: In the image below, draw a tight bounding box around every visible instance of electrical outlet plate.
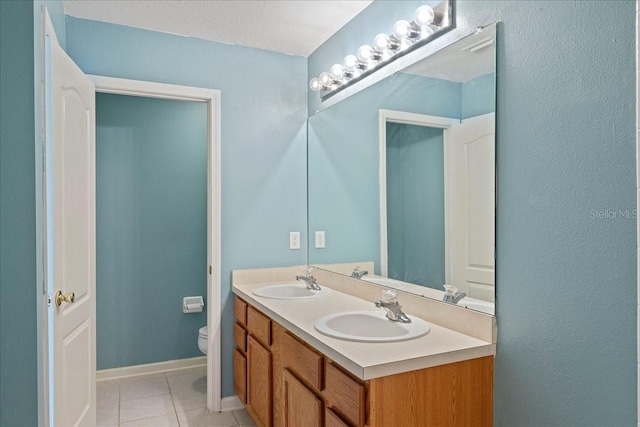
[315,231,325,248]
[289,231,300,250]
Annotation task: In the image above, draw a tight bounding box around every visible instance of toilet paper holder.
[183,296,204,313]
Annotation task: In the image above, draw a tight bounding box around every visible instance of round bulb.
[364,59,379,70]
[399,37,414,51]
[420,26,435,39]
[343,55,359,71]
[356,45,375,62]
[319,72,331,86]
[393,20,412,39]
[309,78,321,91]
[373,33,390,51]
[330,63,345,79]
[380,48,394,62]
[351,68,364,78]
[414,5,435,27]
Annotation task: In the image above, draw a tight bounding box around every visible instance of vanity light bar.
[309,1,453,97]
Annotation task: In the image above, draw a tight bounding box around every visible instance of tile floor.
[97,366,256,427]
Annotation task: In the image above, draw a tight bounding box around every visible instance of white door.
[47,31,96,427]
[448,113,495,301]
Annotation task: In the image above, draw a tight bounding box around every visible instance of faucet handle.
[382,289,397,304]
[443,284,458,296]
[303,267,314,276]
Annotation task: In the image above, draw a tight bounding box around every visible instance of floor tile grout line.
[165,372,182,426]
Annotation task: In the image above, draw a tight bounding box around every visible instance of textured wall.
[0,2,37,425]
[309,1,637,424]
[65,17,308,396]
[96,94,208,369]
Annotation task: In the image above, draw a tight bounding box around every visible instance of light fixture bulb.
[356,45,375,62]
[351,68,364,78]
[364,59,379,71]
[330,63,345,79]
[373,33,390,51]
[380,49,394,62]
[414,5,435,27]
[319,72,332,86]
[393,20,419,40]
[420,26,435,39]
[343,55,359,71]
[309,78,321,91]
[399,37,414,51]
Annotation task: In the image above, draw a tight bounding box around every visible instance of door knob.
[55,290,75,307]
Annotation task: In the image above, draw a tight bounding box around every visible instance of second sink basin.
[314,311,430,343]
[253,283,331,300]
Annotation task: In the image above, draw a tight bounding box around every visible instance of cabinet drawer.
[234,323,247,353]
[233,349,247,404]
[324,362,365,427]
[235,298,248,327]
[325,408,352,427]
[247,306,272,347]
[282,331,324,392]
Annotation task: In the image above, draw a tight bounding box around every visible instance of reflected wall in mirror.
[308,24,496,315]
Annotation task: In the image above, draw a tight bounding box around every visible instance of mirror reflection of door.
[384,113,495,301]
[448,114,495,302]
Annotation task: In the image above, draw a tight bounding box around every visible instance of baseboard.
[221,395,243,412]
[97,356,207,381]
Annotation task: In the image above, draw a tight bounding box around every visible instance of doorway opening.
[88,77,222,414]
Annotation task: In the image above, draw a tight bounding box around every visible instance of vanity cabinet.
[234,297,493,427]
[235,298,273,427]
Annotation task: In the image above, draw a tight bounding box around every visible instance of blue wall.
[96,93,208,369]
[310,0,637,424]
[65,17,308,396]
[0,2,37,426]
[386,123,445,288]
[0,1,65,426]
[462,73,495,120]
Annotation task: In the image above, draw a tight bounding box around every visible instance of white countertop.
[233,281,496,381]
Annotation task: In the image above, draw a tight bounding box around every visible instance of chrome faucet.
[295,271,322,291]
[442,284,466,304]
[351,266,369,279]
[374,290,411,323]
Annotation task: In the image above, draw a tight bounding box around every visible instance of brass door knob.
[55,290,75,307]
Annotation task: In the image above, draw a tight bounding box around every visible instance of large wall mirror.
[308,23,496,315]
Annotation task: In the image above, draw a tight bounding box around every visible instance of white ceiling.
[63,0,372,57]
[402,30,495,82]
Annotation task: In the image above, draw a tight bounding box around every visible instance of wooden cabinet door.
[283,370,323,427]
[233,349,247,404]
[326,408,352,427]
[248,335,272,427]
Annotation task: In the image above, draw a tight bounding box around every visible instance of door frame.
[378,109,459,279]
[88,75,223,412]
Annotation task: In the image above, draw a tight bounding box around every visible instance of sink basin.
[314,311,430,343]
[362,276,408,290]
[253,283,331,300]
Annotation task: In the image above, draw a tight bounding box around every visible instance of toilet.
[198,326,208,355]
